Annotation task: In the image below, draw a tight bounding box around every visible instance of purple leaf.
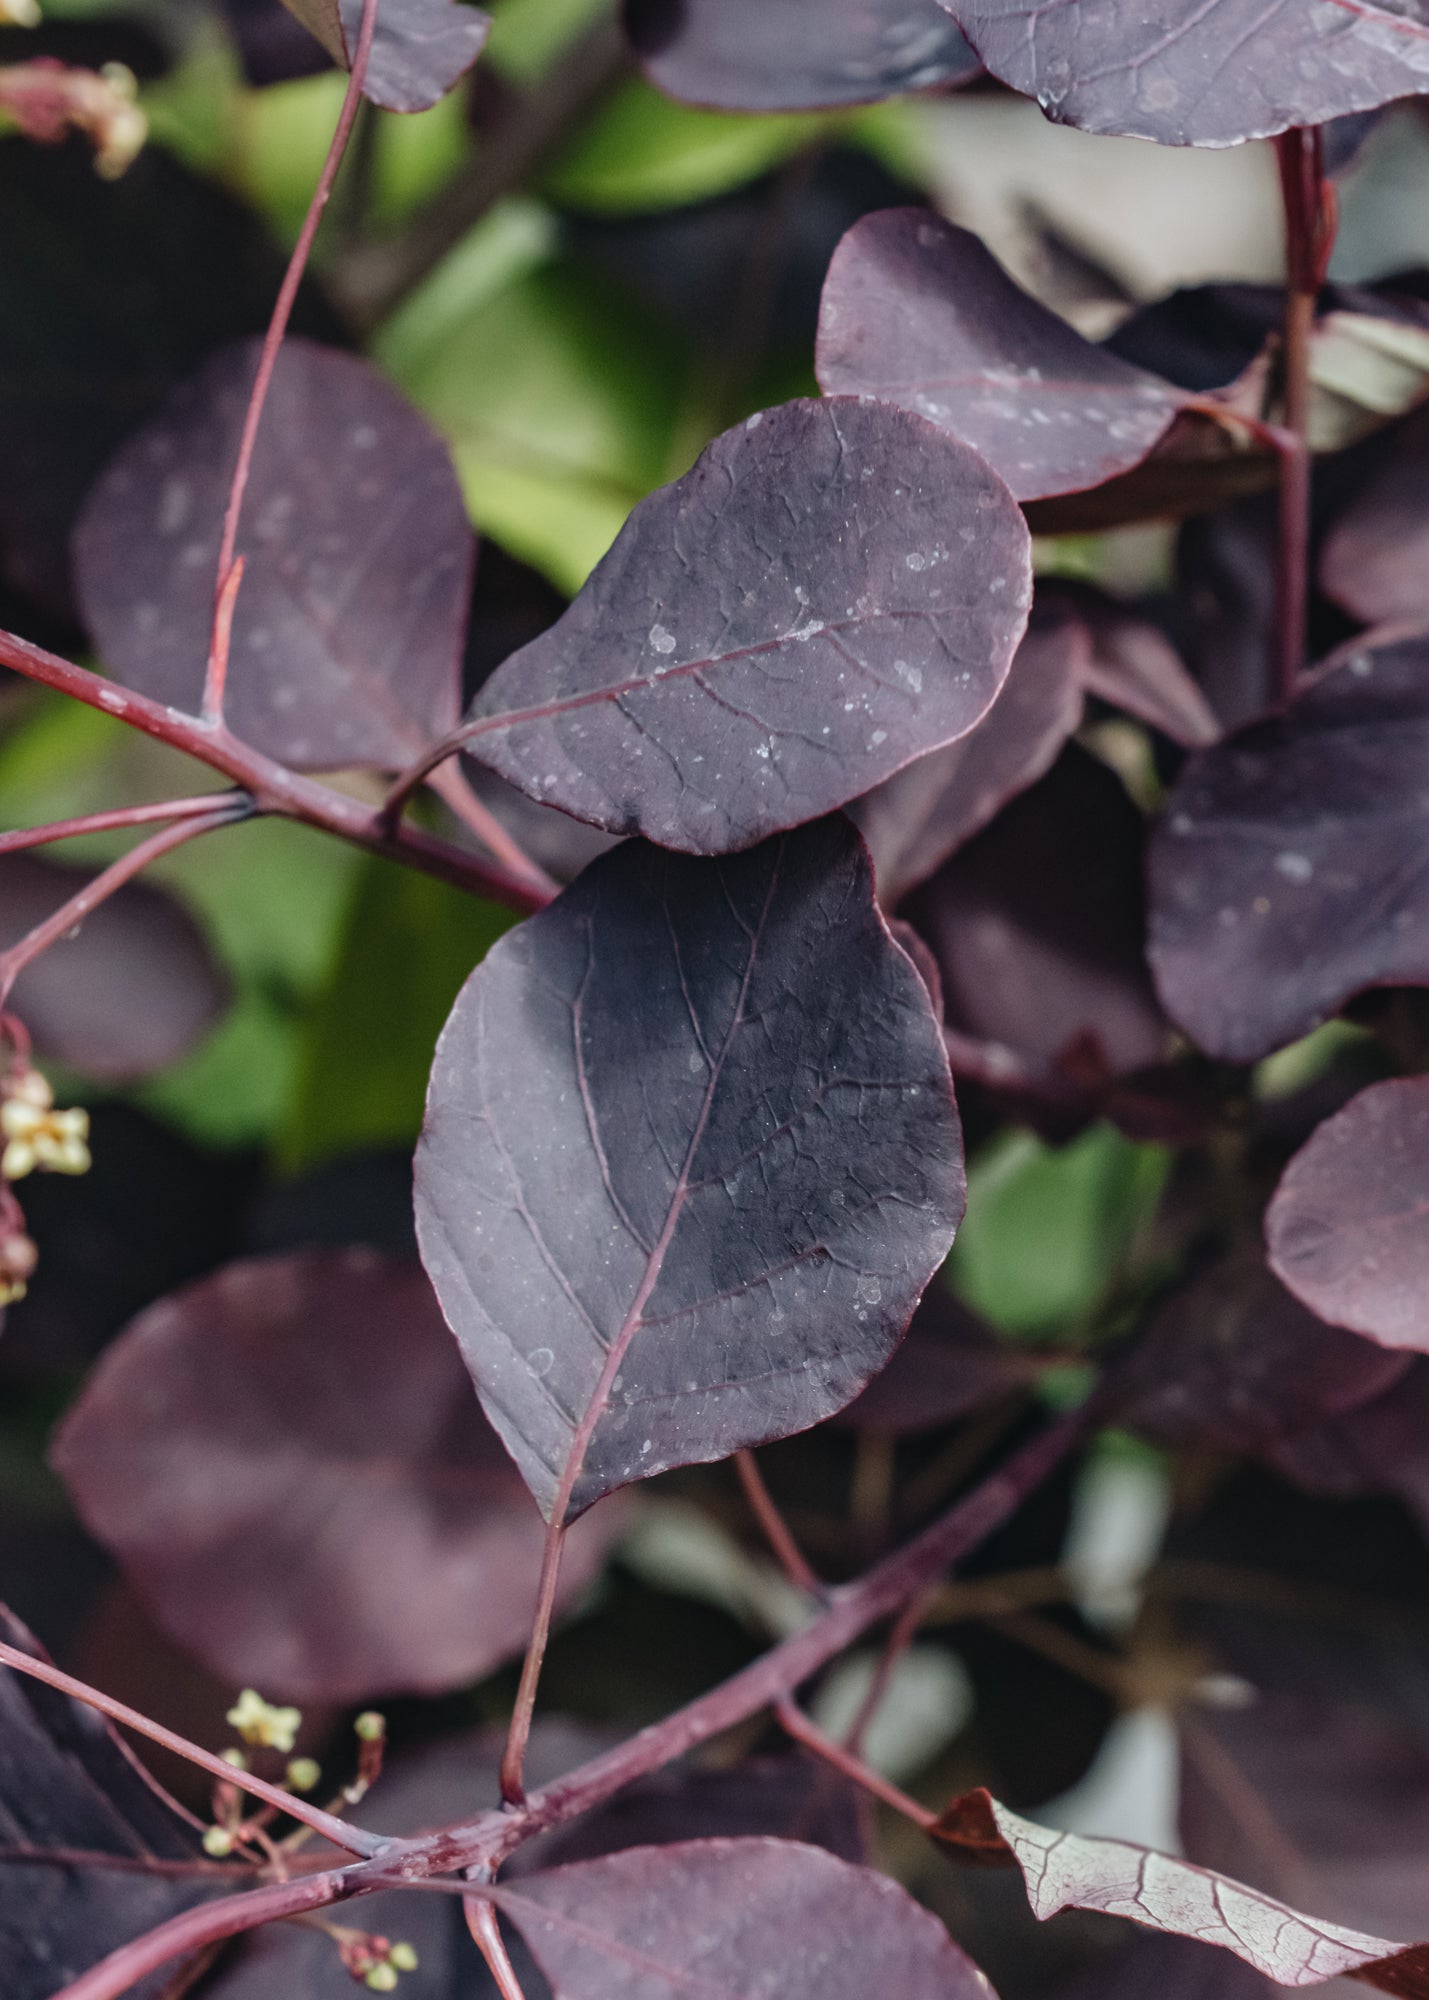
[851,599,1088,906]
[50,1251,623,1702]
[415,818,965,1522]
[624,0,979,111]
[1147,632,1429,1062]
[1115,1251,1410,1455]
[74,338,473,772]
[280,0,490,112]
[1266,1076,1429,1354]
[834,1277,1043,1434]
[932,1788,1429,1995]
[938,0,1429,147]
[1067,585,1221,750]
[495,1837,992,2000]
[1321,404,1429,625]
[816,210,1187,503]
[1271,1360,1429,1539]
[0,854,229,1084]
[462,397,1031,855]
[907,746,1170,1088]
[0,1605,207,2000]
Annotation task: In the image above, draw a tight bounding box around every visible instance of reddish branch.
[26,1408,1086,2000]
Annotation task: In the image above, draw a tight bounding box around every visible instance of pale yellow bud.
[226,1688,302,1754]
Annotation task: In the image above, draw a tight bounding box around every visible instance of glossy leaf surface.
[0,854,229,1084]
[415,818,965,1521]
[75,338,472,772]
[817,210,1186,503]
[462,397,1031,854]
[1266,1076,1429,1354]
[51,1252,622,1701]
[1148,633,1429,1062]
[280,0,490,111]
[0,1606,206,2000]
[933,1789,1429,1994]
[939,0,1429,147]
[624,0,979,111]
[1116,1252,1410,1453]
[497,1837,991,2000]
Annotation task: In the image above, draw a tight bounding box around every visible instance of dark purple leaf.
[1066,585,1221,749]
[624,0,979,111]
[1321,404,1429,625]
[834,1277,1043,1434]
[1179,1694,1429,1945]
[939,0,1429,147]
[0,138,342,618]
[50,1251,622,1703]
[1271,1360,1429,1538]
[1147,632,1429,1062]
[1266,1076,1429,1354]
[495,1838,990,2000]
[932,1788,1429,1994]
[461,397,1031,855]
[280,0,490,112]
[0,1605,209,2000]
[851,599,1088,905]
[817,210,1187,503]
[415,817,965,1522]
[1115,1251,1410,1455]
[74,338,473,772]
[907,745,1170,1087]
[0,854,229,1084]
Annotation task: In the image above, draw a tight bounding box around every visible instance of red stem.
[775,1696,936,1830]
[0,628,548,914]
[45,1410,1088,2000]
[202,0,380,723]
[427,759,559,902]
[0,806,248,1007]
[0,794,244,859]
[734,1449,824,1597]
[0,1638,380,1857]
[466,1896,531,2000]
[499,1518,567,1806]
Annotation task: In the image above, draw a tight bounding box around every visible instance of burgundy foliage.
[836,1277,1044,1434]
[51,1251,623,1702]
[938,0,1429,146]
[461,397,1032,853]
[1266,1076,1429,1353]
[0,855,228,1083]
[494,1838,990,2000]
[1148,633,1429,1061]
[1321,406,1429,625]
[280,0,490,111]
[0,1608,207,2000]
[933,1788,1429,1995]
[75,339,472,771]
[415,818,965,1520]
[623,0,980,110]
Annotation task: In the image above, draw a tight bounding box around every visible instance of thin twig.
[427,759,559,901]
[0,806,249,1008]
[0,1639,382,1858]
[499,1518,567,1805]
[0,794,243,858]
[734,1449,824,1597]
[466,1895,531,2000]
[775,1696,936,1830]
[203,0,381,721]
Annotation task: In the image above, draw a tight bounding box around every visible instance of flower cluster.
[337,1934,420,1992]
[1,1068,90,1180]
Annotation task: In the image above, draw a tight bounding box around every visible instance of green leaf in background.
[542,78,828,216]
[379,214,691,592]
[279,855,515,1171]
[949,1123,1170,1339]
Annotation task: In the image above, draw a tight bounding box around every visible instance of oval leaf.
[0,853,229,1083]
[933,1789,1429,1995]
[496,1837,992,2000]
[624,0,979,111]
[51,1251,622,1702]
[461,397,1031,855]
[75,337,473,772]
[415,817,966,1522]
[1148,632,1429,1062]
[939,0,1429,147]
[281,0,490,111]
[1266,1076,1429,1355]
[817,211,1187,503]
